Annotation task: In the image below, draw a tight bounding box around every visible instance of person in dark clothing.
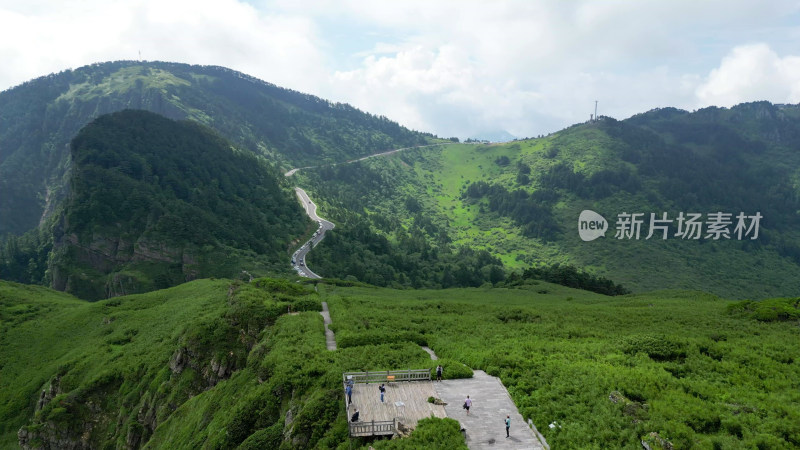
[351,409,359,422]
[346,383,353,404]
[379,383,386,402]
[436,365,443,381]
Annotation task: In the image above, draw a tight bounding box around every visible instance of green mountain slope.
[0,61,433,236]
[4,109,309,300]
[2,279,797,448]
[0,278,465,449]
[300,102,800,299]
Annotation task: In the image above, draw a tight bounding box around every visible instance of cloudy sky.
[2,0,800,139]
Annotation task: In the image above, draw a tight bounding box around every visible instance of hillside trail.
[320,301,337,350]
[421,346,438,360]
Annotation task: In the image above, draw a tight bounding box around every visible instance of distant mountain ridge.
[299,101,800,298]
[0,60,433,236]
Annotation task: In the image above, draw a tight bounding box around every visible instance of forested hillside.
[0,61,433,236]
[299,101,800,299]
[2,110,309,300]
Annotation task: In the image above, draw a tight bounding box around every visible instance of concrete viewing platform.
[343,369,548,449]
[433,370,547,450]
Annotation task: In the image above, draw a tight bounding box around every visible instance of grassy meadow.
[2,277,798,448]
[324,282,800,449]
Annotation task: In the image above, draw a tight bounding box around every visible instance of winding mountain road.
[290,188,334,279]
[284,143,444,278]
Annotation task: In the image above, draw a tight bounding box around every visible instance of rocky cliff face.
[18,375,109,450]
[49,223,201,300]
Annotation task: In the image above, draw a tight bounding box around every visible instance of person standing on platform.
[379,383,386,403]
[505,414,511,438]
[464,395,472,415]
[346,383,353,405]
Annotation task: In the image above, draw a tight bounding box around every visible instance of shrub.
[369,417,467,449]
[727,297,800,322]
[432,359,473,380]
[252,277,310,296]
[621,334,687,361]
[337,330,427,348]
[496,308,540,323]
[292,298,322,312]
[237,423,283,450]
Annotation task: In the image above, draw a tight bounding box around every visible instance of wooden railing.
[349,419,397,437]
[342,369,430,385]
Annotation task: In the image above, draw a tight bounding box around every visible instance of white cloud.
[312,0,800,137]
[2,0,800,138]
[0,0,326,94]
[696,43,800,106]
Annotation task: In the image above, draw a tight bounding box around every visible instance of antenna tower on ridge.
[594,101,598,122]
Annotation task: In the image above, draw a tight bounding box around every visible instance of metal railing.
[342,369,431,385]
[342,369,431,437]
[349,419,397,437]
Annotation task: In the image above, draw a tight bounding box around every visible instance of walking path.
[421,346,439,360]
[433,370,547,450]
[320,301,336,350]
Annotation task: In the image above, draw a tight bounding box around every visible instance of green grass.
[311,136,800,299]
[324,283,800,449]
[55,66,192,103]
[0,279,230,447]
[3,278,798,448]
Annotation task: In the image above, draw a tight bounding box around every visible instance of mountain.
[0,60,434,237]
[298,101,800,299]
[468,129,516,143]
[2,110,309,300]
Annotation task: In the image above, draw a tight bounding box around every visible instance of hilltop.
[0,60,434,237]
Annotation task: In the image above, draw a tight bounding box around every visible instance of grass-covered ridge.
[2,278,798,448]
[0,278,463,449]
[301,103,800,299]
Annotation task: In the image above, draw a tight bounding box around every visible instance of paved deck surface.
[320,302,336,350]
[433,370,546,450]
[347,381,446,427]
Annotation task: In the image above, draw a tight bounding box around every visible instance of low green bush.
[728,297,800,322]
[367,417,467,449]
[621,334,687,361]
[433,359,473,380]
